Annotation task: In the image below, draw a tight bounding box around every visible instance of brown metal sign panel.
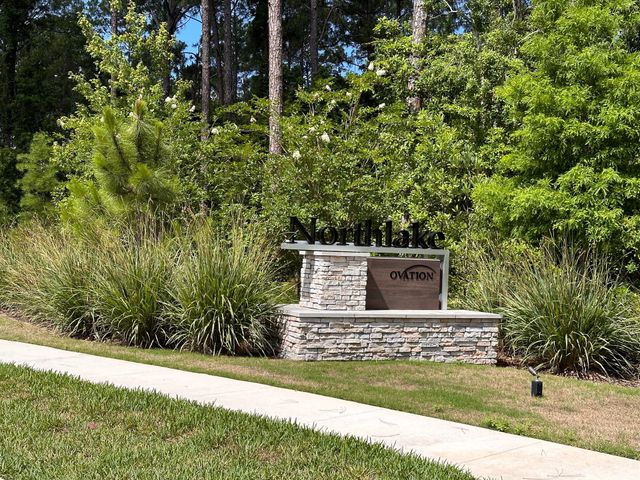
[366,257,441,310]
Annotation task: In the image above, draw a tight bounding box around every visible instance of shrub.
[462,242,640,377]
[167,219,287,355]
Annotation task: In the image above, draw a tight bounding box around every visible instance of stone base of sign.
[279,305,500,363]
[299,251,369,311]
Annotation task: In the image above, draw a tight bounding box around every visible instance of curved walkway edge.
[1,339,638,480]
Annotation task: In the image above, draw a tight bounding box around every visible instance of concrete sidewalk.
[1,339,638,480]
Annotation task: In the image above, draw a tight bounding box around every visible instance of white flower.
[250,116,256,123]
[378,103,386,109]
[329,99,337,106]
[324,84,331,91]
[171,103,177,109]
[368,61,375,71]
[302,135,308,139]
[292,150,301,159]
[376,69,387,77]
[320,132,330,143]
[309,126,316,133]
[189,105,196,113]
[165,96,172,103]
[346,92,352,98]
[211,127,220,135]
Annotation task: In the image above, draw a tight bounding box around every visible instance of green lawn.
[0,364,472,480]
[1,314,639,460]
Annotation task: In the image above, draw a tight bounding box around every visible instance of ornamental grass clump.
[88,223,176,348]
[0,224,95,337]
[501,246,640,377]
[0,216,287,355]
[167,219,287,355]
[463,242,640,377]
[457,243,525,313]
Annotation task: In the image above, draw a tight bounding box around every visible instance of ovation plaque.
[366,257,441,310]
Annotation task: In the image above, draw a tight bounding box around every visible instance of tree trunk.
[231,31,238,101]
[223,0,236,104]
[407,0,427,112]
[161,69,171,97]
[412,0,427,49]
[512,0,526,22]
[162,1,180,96]
[309,0,319,81]
[165,0,181,35]
[211,1,224,103]
[300,44,306,86]
[201,0,211,139]
[110,2,118,99]
[268,0,283,155]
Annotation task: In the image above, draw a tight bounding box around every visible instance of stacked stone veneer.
[279,306,500,363]
[284,249,500,363]
[299,252,368,310]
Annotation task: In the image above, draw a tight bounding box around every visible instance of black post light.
[528,367,543,397]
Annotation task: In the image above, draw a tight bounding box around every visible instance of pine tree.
[17,133,60,219]
[63,100,179,227]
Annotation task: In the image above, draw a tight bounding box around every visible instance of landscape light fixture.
[528,367,543,397]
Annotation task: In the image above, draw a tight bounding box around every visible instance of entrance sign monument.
[279,217,500,363]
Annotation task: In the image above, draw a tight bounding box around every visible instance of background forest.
[1,0,640,376]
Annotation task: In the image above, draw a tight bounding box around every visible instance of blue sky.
[175,12,201,62]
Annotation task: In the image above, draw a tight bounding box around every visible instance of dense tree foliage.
[0,0,92,220]
[474,0,640,272]
[3,0,640,270]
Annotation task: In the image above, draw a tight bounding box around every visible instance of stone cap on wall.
[279,304,501,320]
[281,242,448,257]
[299,250,371,257]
